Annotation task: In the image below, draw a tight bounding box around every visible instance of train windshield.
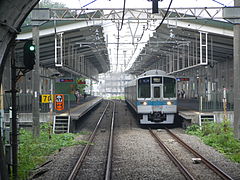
[138,77,150,98]
[153,86,161,98]
[163,77,176,98]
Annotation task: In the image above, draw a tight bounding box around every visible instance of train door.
[152,84,162,99]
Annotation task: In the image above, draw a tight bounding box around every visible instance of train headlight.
[167,101,172,105]
[142,101,148,106]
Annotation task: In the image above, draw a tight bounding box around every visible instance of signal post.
[32,23,40,138]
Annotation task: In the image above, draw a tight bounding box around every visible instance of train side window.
[153,86,161,98]
[163,77,176,98]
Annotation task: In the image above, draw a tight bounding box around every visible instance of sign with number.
[54,94,64,111]
[41,94,53,103]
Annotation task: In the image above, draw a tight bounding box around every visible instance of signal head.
[29,45,35,52]
[23,40,35,70]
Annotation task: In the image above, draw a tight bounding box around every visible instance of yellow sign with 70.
[41,94,54,103]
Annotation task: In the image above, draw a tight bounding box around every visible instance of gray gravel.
[31,100,240,180]
[156,129,221,180]
[75,101,114,179]
[112,128,185,180]
[172,129,240,180]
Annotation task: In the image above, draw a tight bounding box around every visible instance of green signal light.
[29,45,35,51]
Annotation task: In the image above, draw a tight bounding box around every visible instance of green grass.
[18,123,89,179]
[185,121,240,163]
[106,96,125,100]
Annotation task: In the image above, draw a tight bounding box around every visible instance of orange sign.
[55,94,64,111]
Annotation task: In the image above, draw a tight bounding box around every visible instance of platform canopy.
[16,20,110,80]
[126,18,233,76]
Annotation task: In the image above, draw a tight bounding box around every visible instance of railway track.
[29,100,240,179]
[149,128,234,180]
[68,100,116,180]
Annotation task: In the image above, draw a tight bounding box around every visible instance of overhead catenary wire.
[116,0,127,71]
[155,0,173,31]
[211,0,226,7]
[119,0,127,31]
[195,0,232,31]
[81,0,98,8]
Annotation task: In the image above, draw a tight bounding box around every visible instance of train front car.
[137,70,177,125]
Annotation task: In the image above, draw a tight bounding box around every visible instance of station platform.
[57,96,103,120]
[177,98,233,128]
[3,96,103,130]
[53,96,103,133]
[56,96,103,120]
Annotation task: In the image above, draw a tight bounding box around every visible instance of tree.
[39,0,66,8]
[22,0,66,27]
[76,78,88,95]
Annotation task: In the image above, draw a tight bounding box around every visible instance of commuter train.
[125,70,177,125]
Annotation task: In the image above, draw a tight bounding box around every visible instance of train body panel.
[125,70,177,125]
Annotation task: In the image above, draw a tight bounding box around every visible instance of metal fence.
[200,91,234,112]
[1,91,234,113]
[1,93,72,114]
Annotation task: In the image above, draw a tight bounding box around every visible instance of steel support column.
[234,0,240,139]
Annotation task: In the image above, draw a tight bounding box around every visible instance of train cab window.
[138,77,150,98]
[163,77,176,98]
[153,87,161,98]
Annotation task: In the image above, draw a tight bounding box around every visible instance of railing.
[200,91,234,112]
[178,91,234,112]
[1,93,73,114]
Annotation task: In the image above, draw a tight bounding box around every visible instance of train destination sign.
[152,77,162,83]
[55,94,64,111]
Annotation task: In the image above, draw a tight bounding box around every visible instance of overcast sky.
[51,0,233,8]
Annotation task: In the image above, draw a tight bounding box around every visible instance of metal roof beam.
[31,7,226,22]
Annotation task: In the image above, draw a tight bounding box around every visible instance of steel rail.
[148,128,196,180]
[165,128,233,180]
[105,101,116,180]
[68,101,110,180]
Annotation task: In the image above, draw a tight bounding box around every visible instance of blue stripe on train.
[136,100,177,106]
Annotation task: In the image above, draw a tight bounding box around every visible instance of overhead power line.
[119,0,127,31]
[211,0,226,7]
[81,0,98,8]
[155,0,173,31]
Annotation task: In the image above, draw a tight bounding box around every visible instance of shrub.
[185,120,240,163]
[18,123,87,179]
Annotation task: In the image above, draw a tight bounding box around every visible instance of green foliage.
[185,124,202,136]
[39,0,66,8]
[185,121,240,163]
[18,123,88,179]
[107,96,125,100]
[22,0,66,26]
[76,78,88,94]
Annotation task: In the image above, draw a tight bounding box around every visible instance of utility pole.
[234,0,240,139]
[32,5,40,137]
